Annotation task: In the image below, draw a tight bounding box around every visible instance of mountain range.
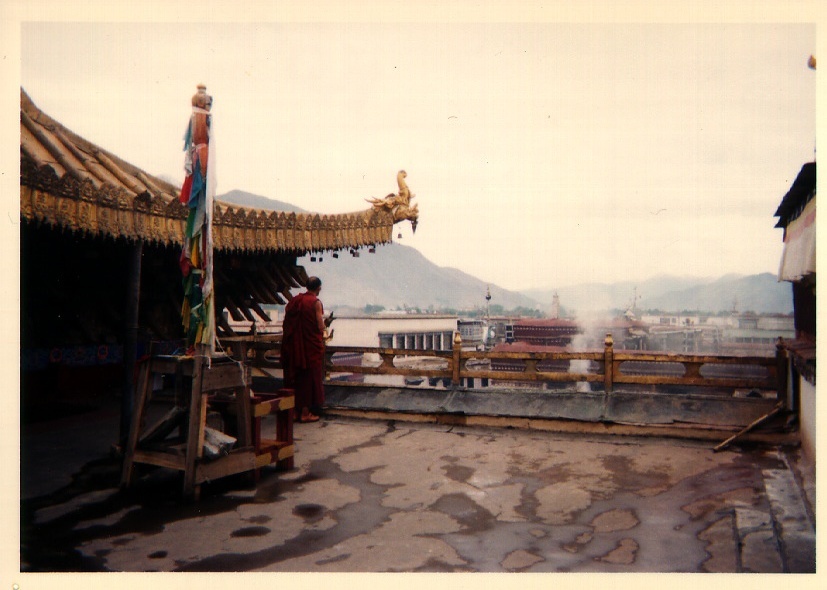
[217,189,307,213]
[526,273,793,315]
[217,189,793,315]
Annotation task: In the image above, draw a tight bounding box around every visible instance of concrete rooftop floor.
[18,393,816,579]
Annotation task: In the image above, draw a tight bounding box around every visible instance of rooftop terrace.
[20,390,815,575]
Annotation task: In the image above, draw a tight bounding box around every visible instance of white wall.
[799,377,816,463]
[327,315,458,347]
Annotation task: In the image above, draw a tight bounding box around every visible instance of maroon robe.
[281,291,325,410]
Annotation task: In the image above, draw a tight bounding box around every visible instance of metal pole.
[121,239,143,446]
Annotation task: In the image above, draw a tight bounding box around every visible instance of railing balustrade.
[222,333,786,399]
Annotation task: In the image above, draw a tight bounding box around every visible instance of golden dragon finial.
[366,170,419,232]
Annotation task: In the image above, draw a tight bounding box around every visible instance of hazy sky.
[7,3,819,292]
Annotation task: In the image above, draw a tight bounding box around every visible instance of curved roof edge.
[19,88,415,253]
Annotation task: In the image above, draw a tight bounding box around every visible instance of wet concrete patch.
[590,508,639,533]
[596,538,638,565]
[173,430,399,571]
[231,526,271,538]
[501,549,545,570]
[431,493,495,532]
[413,557,474,573]
[442,461,475,484]
[601,454,670,493]
[293,503,326,523]
[316,553,351,565]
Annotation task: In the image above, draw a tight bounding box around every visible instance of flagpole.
[179,84,216,359]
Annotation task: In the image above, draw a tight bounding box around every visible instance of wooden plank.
[195,450,257,483]
[613,352,775,366]
[201,363,248,392]
[472,350,605,362]
[132,449,187,471]
[139,406,185,445]
[613,374,773,389]
[714,402,785,452]
[277,445,294,461]
[120,359,152,488]
[329,345,450,359]
[255,442,294,468]
[328,365,449,379]
[462,369,603,383]
[252,395,295,417]
[252,400,274,417]
[151,356,193,376]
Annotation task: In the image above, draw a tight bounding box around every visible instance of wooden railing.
[223,333,787,398]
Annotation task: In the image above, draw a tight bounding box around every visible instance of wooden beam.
[249,299,272,322]
[217,308,236,336]
[713,402,785,452]
[223,294,246,322]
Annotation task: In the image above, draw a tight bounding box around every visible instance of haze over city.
[4,2,819,292]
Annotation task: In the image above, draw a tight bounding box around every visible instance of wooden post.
[776,337,789,405]
[603,333,614,394]
[234,341,253,449]
[183,348,208,500]
[121,239,143,446]
[120,355,151,488]
[276,390,295,470]
[452,332,462,387]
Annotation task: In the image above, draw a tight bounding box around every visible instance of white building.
[327,314,458,350]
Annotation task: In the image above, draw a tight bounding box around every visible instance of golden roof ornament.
[366,170,419,233]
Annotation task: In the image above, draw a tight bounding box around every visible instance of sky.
[4,1,821,293]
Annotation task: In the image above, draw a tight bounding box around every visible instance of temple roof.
[20,88,415,254]
[774,162,816,229]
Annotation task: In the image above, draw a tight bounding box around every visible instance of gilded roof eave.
[19,89,409,253]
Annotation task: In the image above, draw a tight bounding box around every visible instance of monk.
[281,276,326,422]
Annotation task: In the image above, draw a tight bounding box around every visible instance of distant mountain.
[525,273,792,315]
[524,275,711,313]
[214,189,792,315]
[299,242,540,311]
[216,189,307,213]
[639,273,793,314]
